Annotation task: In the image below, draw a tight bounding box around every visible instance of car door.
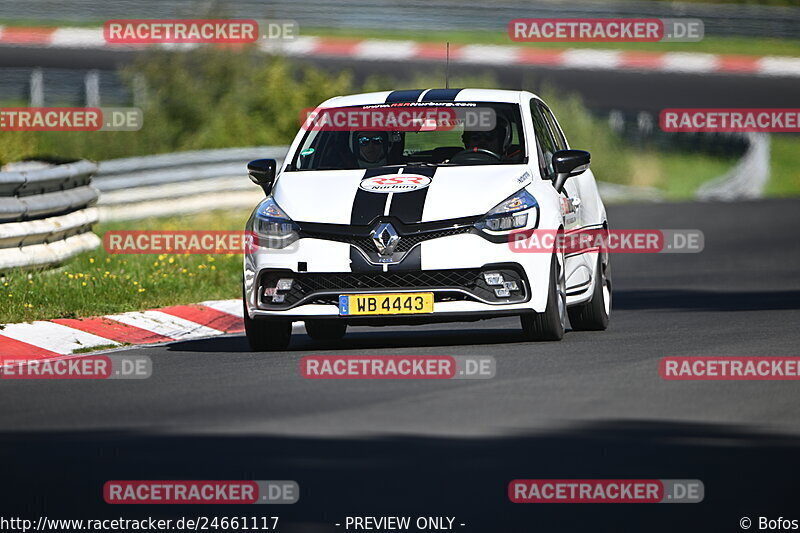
[529,99,582,232]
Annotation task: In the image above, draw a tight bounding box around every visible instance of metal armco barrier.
[0,136,767,271]
[0,160,100,271]
[93,146,287,221]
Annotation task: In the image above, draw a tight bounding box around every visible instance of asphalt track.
[1,198,799,531]
[2,45,799,112]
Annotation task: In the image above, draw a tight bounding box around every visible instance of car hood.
[271,165,533,225]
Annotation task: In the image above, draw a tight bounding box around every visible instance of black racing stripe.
[350,167,401,272]
[386,166,438,272]
[420,88,463,102]
[350,167,401,226]
[387,166,437,225]
[385,89,425,103]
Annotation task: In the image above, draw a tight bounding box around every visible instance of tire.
[520,253,566,341]
[243,297,292,351]
[305,320,347,341]
[567,253,611,331]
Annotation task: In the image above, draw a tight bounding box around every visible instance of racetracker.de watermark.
[104,19,298,43]
[301,355,495,379]
[509,18,703,42]
[660,109,800,133]
[509,479,704,503]
[508,229,704,254]
[0,355,151,380]
[300,104,496,132]
[103,480,299,504]
[660,357,800,380]
[103,231,257,254]
[0,107,143,131]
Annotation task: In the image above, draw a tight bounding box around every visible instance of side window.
[540,103,568,151]
[529,100,557,179]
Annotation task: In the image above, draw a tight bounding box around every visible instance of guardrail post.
[85,70,101,108]
[132,74,147,108]
[29,68,44,107]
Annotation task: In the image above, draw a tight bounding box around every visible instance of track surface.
[2,199,800,531]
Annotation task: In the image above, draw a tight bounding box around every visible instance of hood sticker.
[359,174,432,193]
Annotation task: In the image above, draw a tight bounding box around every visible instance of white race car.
[243,88,611,350]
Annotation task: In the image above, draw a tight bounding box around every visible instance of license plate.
[339,293,434,316]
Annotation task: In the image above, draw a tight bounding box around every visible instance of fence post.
[29,68,44,107]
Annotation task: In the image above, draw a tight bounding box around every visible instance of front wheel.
[520,253,566,341]
[243,297,292,351]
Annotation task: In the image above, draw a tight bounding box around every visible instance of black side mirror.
[552,150,590,192]
[247,159,277,195]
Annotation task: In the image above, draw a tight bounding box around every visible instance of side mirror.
[247,159,277,195]
[552,150,590,193]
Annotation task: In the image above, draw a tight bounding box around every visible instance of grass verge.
[766,135,800,197]
[0,210,248,324]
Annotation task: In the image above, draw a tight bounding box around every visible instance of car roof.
[318,88,536,108]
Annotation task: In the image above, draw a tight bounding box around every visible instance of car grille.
[302,226,473,253]
[300,269,480,292]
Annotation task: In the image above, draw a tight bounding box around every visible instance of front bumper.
[244,230,554,320]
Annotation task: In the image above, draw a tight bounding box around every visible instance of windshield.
[289,102,526,171]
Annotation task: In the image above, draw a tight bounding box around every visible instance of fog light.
[272,294,286,303]
[504,281,519,291]
[276,278,294,291]
[494,287,511,298]
[264,287,276,297]
[484,272,505,286]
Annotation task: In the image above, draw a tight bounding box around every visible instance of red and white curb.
[0,299,245,364]
[1,26,799,78]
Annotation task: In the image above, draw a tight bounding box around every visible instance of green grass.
[646,150,740,199]
[304,27,800,58]
[0,210,249,324]
[766,135,800,197]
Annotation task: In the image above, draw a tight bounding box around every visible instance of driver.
[352,131,389,168]
[460,116,521,160]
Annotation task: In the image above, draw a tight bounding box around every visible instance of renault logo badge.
[371,222,400,256]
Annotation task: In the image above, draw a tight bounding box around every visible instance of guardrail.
[696,133,770,201]
[0,160,100,271]
[93,147,287,221]
[0,136,769,271]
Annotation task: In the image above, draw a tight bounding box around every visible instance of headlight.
[475,189,539,232]
[251,197,299,249]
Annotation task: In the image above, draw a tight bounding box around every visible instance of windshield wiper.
[404,162,439,167]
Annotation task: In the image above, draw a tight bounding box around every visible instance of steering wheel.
[448,148,502,164]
